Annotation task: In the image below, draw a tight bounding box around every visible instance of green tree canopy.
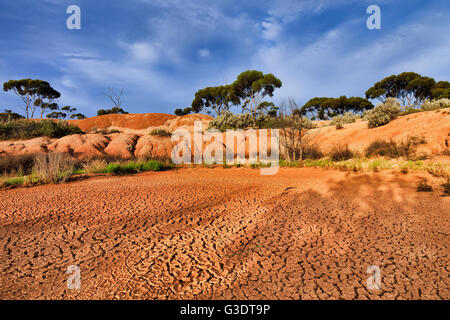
[70,113,86,119]
[430,81,450,100]
[191,85,237,116]
[46,111,67,119]
[258,101,278,117]
[62,106,77,113]
[3,79,61,119]
[187,70,282,126]
[174,107,193,116]
[97,107,128,116]
[365,72,439,106]
[230,70,282,126]
[300,96,373,120]
[0,109,24,122]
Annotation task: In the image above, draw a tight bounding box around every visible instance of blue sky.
[0,0,449,117]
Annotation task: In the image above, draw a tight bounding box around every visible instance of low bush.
[0,111,24,122]
[81,159,108,174]
[427,163,449,178]
[0,119,83,140]
[443,179,450,196]
[33,153,75,184]
[365,136,426,159]
[421,98,450,111]
[138,160,163,171]
[363,98,401,128]
[0,154,35,174]
[149,128,171,136]
[104,160,163,175]
[303,144,323,160]
[4,176,25,187]
[91,128,121,134]
[208,112,254,131]
[417,178,432,192]
[330,112,358,129]
[329,145,354,161]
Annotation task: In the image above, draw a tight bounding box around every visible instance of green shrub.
[149,128,171,136]
[421,98,450,111]
[363,98,401,128]
[330,112,358,129]
[4,177,25,187]
[209,112,253,131]
[104,160,163,175]
[0,111,24,122]
[330,145,354,161]
[104,162,130,174]
[138,160,163,171]
[0,119,83,140]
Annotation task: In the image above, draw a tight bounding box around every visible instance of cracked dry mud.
[0,168,448,300]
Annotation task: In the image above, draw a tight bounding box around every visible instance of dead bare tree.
[279,98,320,163]
[104,87,124,109]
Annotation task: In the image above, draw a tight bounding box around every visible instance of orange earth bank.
[0,110,449,160]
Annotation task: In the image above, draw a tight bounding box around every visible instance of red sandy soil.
[311,109,450,155]
[68,113,178,131]
[0,168,448,299]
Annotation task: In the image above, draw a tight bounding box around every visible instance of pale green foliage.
[421,98,450,111]
[208,112,268,131]
[283,115,315,130]
[329,112,358,129]
[363,98,402,128]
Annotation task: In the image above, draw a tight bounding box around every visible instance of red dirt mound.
[104,134,139,159]
[47,134,110,160]
[69,113,177,131]
[0,111,448,161]
[134,135,174,160]
[311,109,450,155]
[168,114,213,132]
[0,137,52,155]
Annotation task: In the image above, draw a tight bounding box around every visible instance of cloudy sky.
[0,0,449,116]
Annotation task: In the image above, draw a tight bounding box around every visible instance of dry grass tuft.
[33,153,74,184]
[82,159,108,174]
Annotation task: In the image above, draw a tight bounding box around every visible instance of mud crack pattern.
[0,168,448,299]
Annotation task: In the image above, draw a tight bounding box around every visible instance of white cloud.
[118,41,159,64]
[61,77,77,88]
[267,0,347,23]
[251,14,450,105]
[198,48,211,58]
[261,18,282,41]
